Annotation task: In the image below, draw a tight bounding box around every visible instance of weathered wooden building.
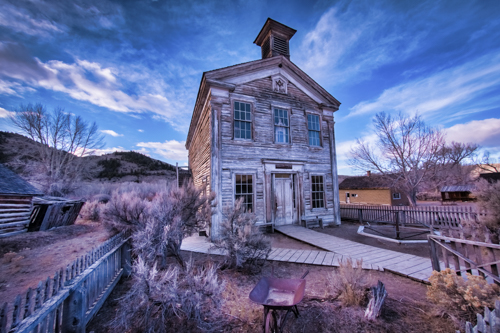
[186,19,342,239]
[0,163,43,237]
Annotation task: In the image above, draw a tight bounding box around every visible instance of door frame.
[271,172,299,225]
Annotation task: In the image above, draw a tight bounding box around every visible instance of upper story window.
[234,101,252,139]
[307,114,321,146]
[274,108,289,144]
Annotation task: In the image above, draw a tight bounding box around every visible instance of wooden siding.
[0,195,32,238]
[188,101,212,192]
[218,77,336,225]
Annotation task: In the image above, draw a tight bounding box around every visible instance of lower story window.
[393,193,401,200]
[311,175,325,208]
[235,174,253,212]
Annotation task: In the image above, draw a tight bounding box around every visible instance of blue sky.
[0,0,499,175]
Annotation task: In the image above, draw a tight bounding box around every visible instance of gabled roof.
[479,172,500,183]
[339,175,392,190]
[0,163,43,196]
[186,55,340,149]
[440,185,475,193]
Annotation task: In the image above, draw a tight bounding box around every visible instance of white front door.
[274,174,296,225]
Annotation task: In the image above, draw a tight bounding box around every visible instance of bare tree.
[10,103,104,195]
[349,112,478,206]
[474,151,499,173]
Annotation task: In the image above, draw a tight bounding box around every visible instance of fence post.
[358,209,363,224]
[428,237,441,272]
[62,287,87,333]
[121,240,132,277]
[395,212,400,240]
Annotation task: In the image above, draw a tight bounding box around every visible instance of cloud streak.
[101,129,123,137]
[445,118,500,148]
[348,51,500,119]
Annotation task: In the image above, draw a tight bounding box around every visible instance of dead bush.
[110,256,225,333]
[101,190,149,232]
[329,258,369,307]
[211,198,271,273]
[466,179,500,243]
[132,182,214,267]
[79,200,103,221]
[427,268,500,323]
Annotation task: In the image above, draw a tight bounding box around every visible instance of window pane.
[235,101,239,110]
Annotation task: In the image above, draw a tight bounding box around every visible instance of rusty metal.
[249,270,309,333]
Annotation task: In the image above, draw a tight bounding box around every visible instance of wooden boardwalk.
[275,225,434,282]
[180,225,435,283]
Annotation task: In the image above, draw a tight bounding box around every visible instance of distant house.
[440,185,476,202]
[479,172,500,183]
[338,172,410,206]
[0,163,43,237]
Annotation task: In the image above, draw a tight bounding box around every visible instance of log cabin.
[0,163,43,237]
[186,19,342,239]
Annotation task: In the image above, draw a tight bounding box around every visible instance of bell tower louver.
[254,18,297,60]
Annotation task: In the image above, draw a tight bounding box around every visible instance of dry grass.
[329,258,370,307]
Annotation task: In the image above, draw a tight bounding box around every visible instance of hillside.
[0,131,180,189]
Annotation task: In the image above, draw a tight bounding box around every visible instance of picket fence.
[459,301,500,333]
[0,232,130,333]
[340,204,479,230]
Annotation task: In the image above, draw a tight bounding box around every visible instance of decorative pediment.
[272,74,288,94]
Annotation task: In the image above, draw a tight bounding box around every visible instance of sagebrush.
[211,198,271,272]
[329,258,369,307]
[427,268,500,323]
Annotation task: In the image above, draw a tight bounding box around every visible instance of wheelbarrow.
[249,270,309,333]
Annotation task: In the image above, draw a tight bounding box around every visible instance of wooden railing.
[428,235,500,284]
[0,232,131,333]
[340,204,478,230]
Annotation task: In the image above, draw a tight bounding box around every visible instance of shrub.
[427,268,500,323]
[471,179,500,243]
[211,198,271,272]
[111,256,225,332]
[79,200,102,222]
[102,190,149,233]
[329,258,369,307]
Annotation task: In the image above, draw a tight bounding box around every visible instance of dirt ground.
[86,251,457,333]
[0,221,112,307]
[314,221,431,258]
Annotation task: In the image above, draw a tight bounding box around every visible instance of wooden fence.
[0,232,131,333]
[428,235,500,284]
[460,300,500,333]
[340,204,478,230]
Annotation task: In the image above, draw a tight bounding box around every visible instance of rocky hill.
[0,131,181,189]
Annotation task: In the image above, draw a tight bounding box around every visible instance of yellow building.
[339,173,410,206]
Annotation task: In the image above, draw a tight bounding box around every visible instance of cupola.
[253,18,296,60]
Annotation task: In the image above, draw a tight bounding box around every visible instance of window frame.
[233,173,256,213]
[310,174,326,210]
[273,106,291,144]
[232,100,254,141]
[306,113,322,147]
[392,192,401,200]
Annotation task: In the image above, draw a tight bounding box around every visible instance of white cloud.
[90,146,126,155]
[348,51,500,119]
[138,129,144,132]
[101,129,123,137]
[136,140,188,162]
[0,3,63,37]
[445,118,500,147]
[0,106,14,118]
[296,2,424,86]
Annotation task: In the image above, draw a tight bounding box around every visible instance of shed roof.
[440,185,475,193]
[339,175,392,190]
[0,163,43,196]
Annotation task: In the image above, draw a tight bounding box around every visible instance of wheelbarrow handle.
[301,270,309,279]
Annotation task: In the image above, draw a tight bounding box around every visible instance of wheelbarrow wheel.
[265,310,276,333]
